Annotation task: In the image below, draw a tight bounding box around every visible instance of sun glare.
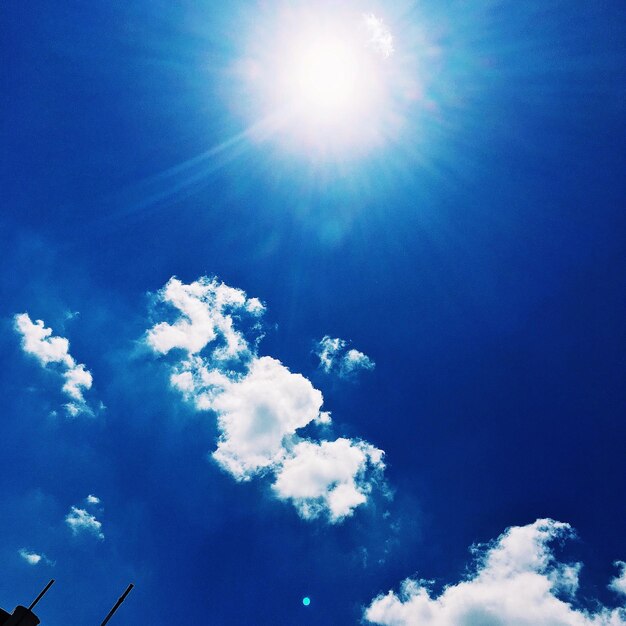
[235,5,399,158]
[292,39,359,116]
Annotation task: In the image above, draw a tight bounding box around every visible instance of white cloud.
[14,313,94,416]
[14,314,73,366]
[146,276,264,359]
[86,494,100,505]
[315,411,333,426]
[18,548,43,565]
[365,518,626,626]
[317,336,345,372]
[211,356,323,480]
[315,335,375,378]
[344,348,376,374]
[65,506,104,540]
[363,13,394,58]
[611,562,626,597]
[169,355,232,411]
[272,438,384,522]
[145,276,385,523]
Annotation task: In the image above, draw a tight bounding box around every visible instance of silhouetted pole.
[28,580,55,612]
[0,579,55,626]
[100,584,134,626]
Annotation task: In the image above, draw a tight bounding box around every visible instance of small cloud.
[315,336,375,379]
[86,494,100,505]
[343,348,376,375]
[610,561,626,596]
[18,548,53,567]
[19,549,43,565]
[362,13,394,58]
[65,505,104,540]
[314,411,333,426]
[14,313,96,416]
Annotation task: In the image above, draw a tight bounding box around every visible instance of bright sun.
[236,6,397,157]
[291,39,359,116]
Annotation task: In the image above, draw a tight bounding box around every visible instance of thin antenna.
[100,583,134,626]
[28,579,55,611]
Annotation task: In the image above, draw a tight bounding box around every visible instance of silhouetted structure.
[0,579,54,625]
[0,580,134,625]
[100,584,134,626]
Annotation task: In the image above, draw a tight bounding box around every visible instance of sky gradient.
[1,1,625,624]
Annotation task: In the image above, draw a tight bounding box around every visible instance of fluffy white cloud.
[363,13,394,58]
[86,494,100,504]
[315,335,375,378]
[146,276,264,358]
[14,314,73,366]
[365,519,626,626]
[14,313,94,416]
[145,276,385,523]
[65,505,104,540]
[211,356,323,480]
[272,438,384,522]
[62,363,93,400]
[611,562,626,597]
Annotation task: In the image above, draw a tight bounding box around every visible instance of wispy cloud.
[363,13,394,58]
[145,276,385,523]
[18,548,52,566]
[315,335,375,379]
[65,496,104,540]
[365,518,626,625]
[14,313,95,416]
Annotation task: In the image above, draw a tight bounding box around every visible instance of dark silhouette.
[0,580,134,625]
[0,579,54,625]
[100,584,134,626]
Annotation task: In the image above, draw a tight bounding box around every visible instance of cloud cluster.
[146,276,385,523]
[365,518,626,626]
[315,335,375,379]
[14,313,94,416]
[65,495,104,540]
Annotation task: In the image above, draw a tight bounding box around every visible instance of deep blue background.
[1,1,625,624]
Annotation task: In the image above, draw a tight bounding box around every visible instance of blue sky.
[1,1,625,624]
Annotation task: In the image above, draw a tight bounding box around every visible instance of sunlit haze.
[290,39,359,116]
[236,7,398,156]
